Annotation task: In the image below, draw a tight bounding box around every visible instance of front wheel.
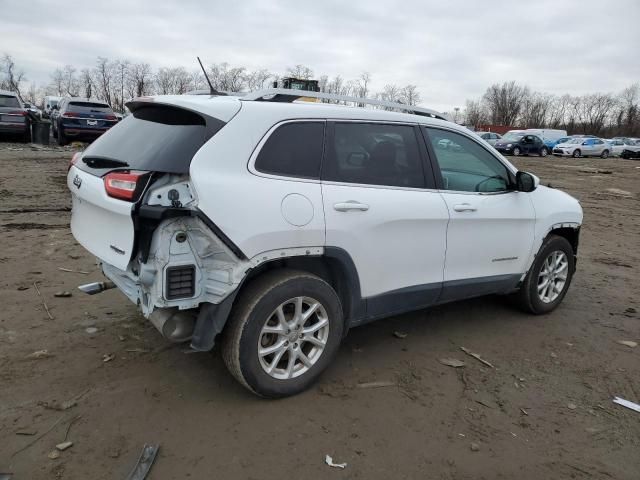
[540,147,548,157]
[514,235,575,314]
[601,149,609,159]
[222,270,344,398]
[513,147,521,156]
[572,149,581,158]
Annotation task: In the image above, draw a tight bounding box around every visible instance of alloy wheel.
[537,251,569,303]
[257,296,330,379]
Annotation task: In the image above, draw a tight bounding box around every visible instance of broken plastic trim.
[133,205,247,263]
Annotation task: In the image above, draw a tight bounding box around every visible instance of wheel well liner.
[549,226,580,255]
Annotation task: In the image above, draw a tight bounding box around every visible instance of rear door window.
[0,94,20,108]
[255,122,325,179]
[322,122,426,188]
[77,103,224,175]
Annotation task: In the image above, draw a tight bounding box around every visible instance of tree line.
[2,53,638,136]
[464,81,639,137]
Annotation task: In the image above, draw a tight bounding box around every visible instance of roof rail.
[241,88,450,121]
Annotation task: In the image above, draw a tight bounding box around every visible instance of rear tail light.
[104,171,146,201]
[105,114,117,120]
[68,152,80,171]
[62,112,79,118]
[8,110,27,116]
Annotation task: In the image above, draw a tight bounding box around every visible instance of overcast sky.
[2,0,639,110]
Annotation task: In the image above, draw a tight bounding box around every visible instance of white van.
[524,129,567,147]
[42,96,62,118]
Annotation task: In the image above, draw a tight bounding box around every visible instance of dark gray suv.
[0,90,30,142]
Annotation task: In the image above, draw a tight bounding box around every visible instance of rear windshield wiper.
[82,156,129,169]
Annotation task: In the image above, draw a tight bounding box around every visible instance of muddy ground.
[0,141,638,480]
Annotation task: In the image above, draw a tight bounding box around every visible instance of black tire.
[513,146,521,156]
[601,149,609,159]
[572,149,581,158]
[222,270,344,398]
[540,147,548,157]
[514,235,575,315]
[57,125,67,146]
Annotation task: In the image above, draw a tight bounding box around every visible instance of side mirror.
[516,171,538,192]
[582,141,588,145]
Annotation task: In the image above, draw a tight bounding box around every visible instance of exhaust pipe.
[149,309,196,343]
[78,281,116,295]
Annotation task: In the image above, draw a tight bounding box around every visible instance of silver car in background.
[476,131,502,146]
[553,137,610,158]
[609,138,639,157]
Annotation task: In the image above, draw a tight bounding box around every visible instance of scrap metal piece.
[126,444,159,480]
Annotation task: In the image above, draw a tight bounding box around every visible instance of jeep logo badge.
[73,174,82,189]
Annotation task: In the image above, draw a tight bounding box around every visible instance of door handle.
[334,201,369,212]
[453,203,477,212]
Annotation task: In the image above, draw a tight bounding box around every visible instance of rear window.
[0,94,21,108]
[78,103,223,175]
[67,102,113,114]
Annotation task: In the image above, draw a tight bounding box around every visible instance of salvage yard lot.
[1,145,639,479]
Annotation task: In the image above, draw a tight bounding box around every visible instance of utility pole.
[120,63,125,113]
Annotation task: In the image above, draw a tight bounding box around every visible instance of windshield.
[568,138,583,144]
[502,133,524,142]
[0,94,21,108]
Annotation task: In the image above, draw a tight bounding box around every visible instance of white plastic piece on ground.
[325,455,347,469]
[613,397,640,413]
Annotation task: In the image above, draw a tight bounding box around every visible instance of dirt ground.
[0,141,638,480]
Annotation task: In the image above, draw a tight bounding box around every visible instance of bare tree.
[520,92,552,127]
[93,57,116,106]
[128,62,152,98]
[377,84,402,108]
[576,93,617,134]
[286,64,313,80]
[465,99,487,127]
[245,69,272,91]
[49,68,65,97]
[482,81,528,125]
[400,85,421,106]
[1,54,26,97]
[62,64,80,97]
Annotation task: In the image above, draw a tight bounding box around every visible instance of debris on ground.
[55,441,73,451]
[439,358,466,368]
[58,267,90,275]
[38,399,77,411]
[54,291,72,298]
[460,347,495,368]
[125,444,159,480]
[102,354,115,363]
[613,397,640,413]
[393,331,408,339]
[356,381,395,389]
[85,327,98,334]
[626,307,637,314]
[15,430,37,436]
[325,454,347,469]
[616,340,638,348]
[604,188,633,197]
[470,442,480,452]
[567,403,578,410]
[26,350,51,359]
[520,408,529,416]
[33,281,54,320]
[47,450,60,460]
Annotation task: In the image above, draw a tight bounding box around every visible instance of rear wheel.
[572,149,581,158]
[22,124,32,143]
[540,147,548,157]
[601,149,609,159]
[514,235,575,314]
[513,147,521,156]
[222,270,344,398]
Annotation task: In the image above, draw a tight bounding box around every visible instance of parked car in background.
[52,98,118,145]
[553,137,610,158]
[476,131,502,146]
[42,96,62,118]
[494,132,549,156]
[620,142,640,159]
[609,138,639,157]
[23,102,41,119]
[0,89,31,142]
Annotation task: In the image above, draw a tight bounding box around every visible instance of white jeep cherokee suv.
[67,89,583,397]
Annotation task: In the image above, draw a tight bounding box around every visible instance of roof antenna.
[197,57,226,96]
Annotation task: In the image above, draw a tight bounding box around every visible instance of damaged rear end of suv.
[68,96,248,351]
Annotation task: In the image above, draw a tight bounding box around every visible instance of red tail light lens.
[68,152,80,171]
[8,110,27,116]
[105,114,117,120]
[62,112,78,118]
[104,171,145,201]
